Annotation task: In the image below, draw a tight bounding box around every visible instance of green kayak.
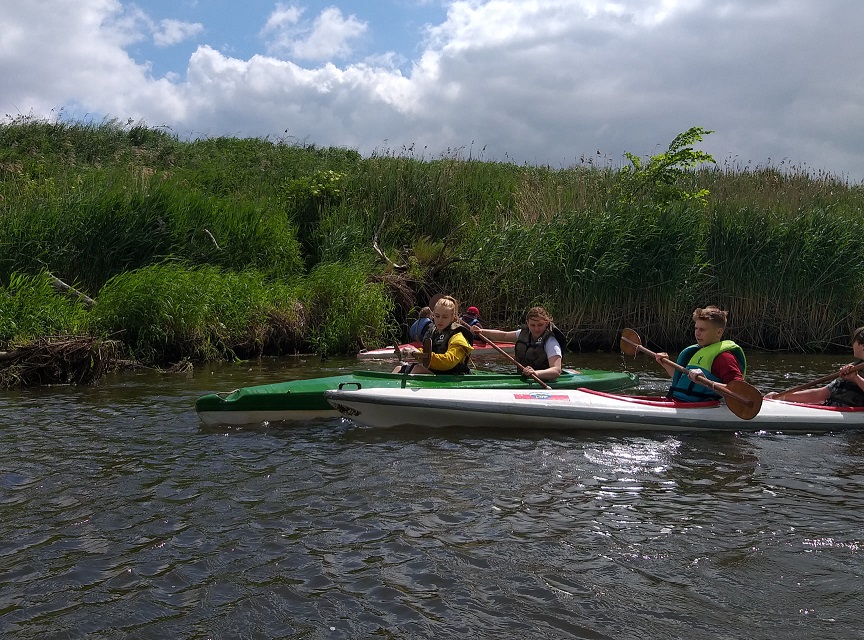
[196,368,639,426]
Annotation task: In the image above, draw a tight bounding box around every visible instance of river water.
[1,351,863,639]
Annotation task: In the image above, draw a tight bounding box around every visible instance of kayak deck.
[325,387,864,433]
[358,341,516,360]
[196,369,639,426]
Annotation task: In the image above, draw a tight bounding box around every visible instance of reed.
[0,271,89,346]
[3,118,864,359]
[89,262,305,364]
[705,202,864,350]
[440,200,707,348]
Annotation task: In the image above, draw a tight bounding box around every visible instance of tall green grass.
[298,260,396,356]
[0,181,303,293]
[705,203,864,350]
[89,262,305,363]
[440,201,707,349]
[86,260,395,363]
[3,118,864,358]
[0,271,89,346]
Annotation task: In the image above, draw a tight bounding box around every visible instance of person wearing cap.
[460,306,484,344]
[460,306,483,329]
[471,306,564,381]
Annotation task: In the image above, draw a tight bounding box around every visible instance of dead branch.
[372,210,407,270]
[48,273,96,308]
[203,228,221,249]
[0,336,124,387]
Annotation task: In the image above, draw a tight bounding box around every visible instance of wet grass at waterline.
[2,117,864,376]
[0,261,394,378]
[88,263,303,364]
[88,261,394,364]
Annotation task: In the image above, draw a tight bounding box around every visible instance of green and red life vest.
[667,340,746,402]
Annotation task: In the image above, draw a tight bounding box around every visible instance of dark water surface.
[2,352,864,639]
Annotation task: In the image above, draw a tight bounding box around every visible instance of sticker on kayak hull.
[513,393,570,401]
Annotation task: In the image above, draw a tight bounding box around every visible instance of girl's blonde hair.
[434,295,459,317]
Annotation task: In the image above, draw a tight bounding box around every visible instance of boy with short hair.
[655,306,746,402]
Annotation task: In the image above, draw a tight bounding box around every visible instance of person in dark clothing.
[460,306,482,329]
[766,326,864,407]
[408,306,433,342]
[460,306,485,344]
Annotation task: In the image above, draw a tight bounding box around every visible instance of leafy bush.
[615,126,715,208]
[281,169,346,265]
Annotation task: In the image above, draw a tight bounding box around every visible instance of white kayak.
[357,340,515,360]
[326,387,864,433]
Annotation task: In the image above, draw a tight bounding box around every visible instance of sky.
[2,0,863,182]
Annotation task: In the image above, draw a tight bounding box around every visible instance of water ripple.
[2,360,864,638]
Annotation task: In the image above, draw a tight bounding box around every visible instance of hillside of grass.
[2,117,863,383]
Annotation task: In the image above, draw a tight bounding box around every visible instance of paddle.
[464,321,552,390]
[773,361,864,399]
[396,337,432,370]
[420,336,432,369]
[619,328,762,420]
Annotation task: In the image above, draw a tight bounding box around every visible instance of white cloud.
[153,18,204,47]
[262,4,367,61]
[294,7,367,60]
[261,3,305,41]
[1,0,863,181]
[0,0,152,117]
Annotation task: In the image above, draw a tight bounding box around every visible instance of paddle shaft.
[397,337,432,370]
[775,360,864,398]
[464,322,552,389]
[620,334,755,408]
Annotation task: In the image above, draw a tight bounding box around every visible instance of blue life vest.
[460,315,481,339]
[409,317,432,342]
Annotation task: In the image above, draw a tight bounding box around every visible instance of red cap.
[466,306,480,317]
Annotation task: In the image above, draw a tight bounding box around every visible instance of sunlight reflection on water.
[1,353,864,638]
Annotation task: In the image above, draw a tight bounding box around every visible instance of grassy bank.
[2,117,863,382]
